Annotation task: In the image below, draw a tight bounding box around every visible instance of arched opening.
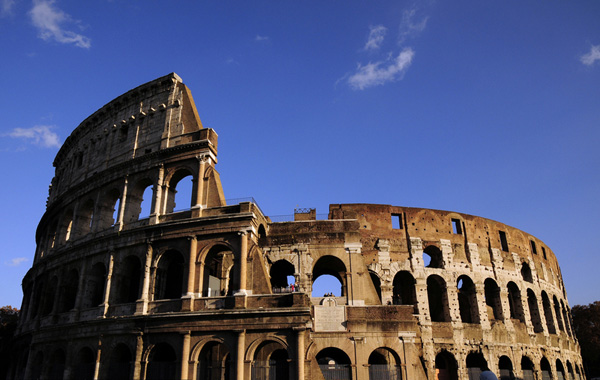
[392,271,417,310]
[521,356,535,380]
[466,352,487,380]
[202,245,235,297]
[427,275,450,322]
[540,357,552,380]
[41,276,58,316]
[566,361,575,380]
[59,210,74,244]
[48,349,66,380]
[368,347,402,380]
[58,269,79,313]
[108,343,132,380]
[484,278,503,321]
[561,301,573,336]
[115,256,141,304]
[269,260,295,292]
[498,356,514,380]
[541,291,556,334]
[435,350,458,380]
[556,359,566,380]
[46,221,58,251]
[146,342,177,380]
[316,347,351,380]
[258,225,267,241]
[527,289,543,333]
[154,250,185,300]
[73,347,95,380]
[124,179,154,222]
[197,341,230,380]
[553,295,565,332]
[139,183,154,219]
[76,199,95,236]
[507,282,525,323]
[521,263,533,283]
[97,188,122,229]
[457,275,479,324]
[312,256,347,298]
[423,245,443,268]
[369,271,382,303]
[166,170,194,214]
[30,352,43,380]
[251,340,289,380]
[83,262,106,308]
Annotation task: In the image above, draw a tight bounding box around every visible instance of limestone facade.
[8,74,583,380]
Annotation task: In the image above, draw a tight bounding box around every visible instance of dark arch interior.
[270,260,295,289]
[147,343,177,380]
[423,245,443,268]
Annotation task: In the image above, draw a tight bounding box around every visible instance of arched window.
[369,271,382,303]
[73,347,95,380]
[76,199,95,236]
[527,289,543,333]
[269,260,295,291]
[197,342,230,380]
[165,170,194,213]
[146,343,177,380]
[115,256,141,304]
[83,262,106,308]
[541,291,556,334]
[154,250,185,300]
[466,352,487,380]
[507,282,525,323]
[202,245,235,297]
[98,188,121,230]
[553,295,564,332]
[562,301,573,336]
[427,275,450,322]
[312,256,347,298]
[368,347,402,380]
[498,356,514,380]
[59,209,74,243]
[540,357,552,380]
[123,179,154,222]
[484,278,503,321]
[556,359,566,380]
[423,245,443,268]
[521,263,533,283]
[457,275,479,324]
[58,269,79,313]
[521,356,535,380]
[40,276,58,316]
[251,341,290,380]
[316,347,352,380]
[107,343,132,380]
[392,271,417,310]
[435,350,458,380]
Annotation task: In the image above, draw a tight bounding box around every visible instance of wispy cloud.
[29,0,91,48]
[348,48,415,90]
[581,45,600,66]
[6,125,60,148]
[255,35,269,42]
[5,257,27,267]
[1,0,16,17]
[399,8,428,44]
[364,25,387,51]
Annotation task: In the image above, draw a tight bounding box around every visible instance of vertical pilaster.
[150,164,164,224]
[102,253,114,318]
[236,330,246,380]
[181,332,191,380]
[74,261,88,320]
[133,334,144,380]
[93,337,102,380]
[137,242,153,315]
[295,328,305,380]
[235,231,248,296]
[116,177,128,231]
[193,155,208,209]
[186,237,197,297]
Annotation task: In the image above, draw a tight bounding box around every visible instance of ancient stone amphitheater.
[10,73,583,380]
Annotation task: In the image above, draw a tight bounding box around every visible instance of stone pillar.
[137,243,153,315]
[93,337,102,380]
[150,164,164,224]
[133,334,144,380]
[102,253,115,318]
[235,231,248,296]
[295,328,305,380]
[193,155,208,209]
[74,261,88,320]
[236,330,246,380]
[116,177,128,231]
[181,332,191,380]
[186,237,197,297]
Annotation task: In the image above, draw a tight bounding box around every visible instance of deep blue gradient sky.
[1,0,599,308]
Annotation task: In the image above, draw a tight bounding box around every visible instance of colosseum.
[9,73,584,380]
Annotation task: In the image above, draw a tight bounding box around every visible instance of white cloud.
[581,45,600,66]
[399,8,428,43]
[29,0,91,48]
[348,48,415,90]
[5,257,27,267]
[365,25,387,51]
[255,35,269,42]
[7,125,60,148]
[1,0,16,17]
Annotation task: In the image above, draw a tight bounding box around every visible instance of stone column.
[74,261,88,320]
[102,253,115,318]
[150,164,164,224]
[193,155,208,209]
[137,243,153,315]
[235,231,248,296]
[116,177,128,231]
[236,330,246,380]
[186,237,197,297]
[181,332,191,380]
[133,334,144,380]
[295,328,305,380]
[93,337,102,380]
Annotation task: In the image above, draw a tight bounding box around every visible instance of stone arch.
[368,347,402,380]
[540,357,552,380]
[75,198,95,237]
[107,343,132,380]
[83,262,106,308]
[73,346,95,380]
[123,177,154,222]
[58,208,74,244]
[541,291,556,334]
[154,249,185,300]
[200,244,235,297]
[521,356,535,380]
[257,224,267,240]
[392,271,417,309]
[457,275,479,324]
[553,295,564,332]
[423,245,443,268]
[40,275,58,316]
[466,351,487,380]
[312,255,347,298]
[316,347,352,380]
[435,350,458,380]
[57,268,79,313]
[194,339,231,380]
[250,339,290,380]
[556,359,566,380]
[527,289,543,333]
[114,255,142,304]
[369,270,382,303]
[270,259,295,290]
[146,342,178,380]
[97,187,121,230]
[561,300,573,336]
[498,355,514,380]
[45,220,59,251]
[165,167,195,214]
[507,282,525,323]
[484,278,504,321]
[427,275,450,322]
[521,262,533,283]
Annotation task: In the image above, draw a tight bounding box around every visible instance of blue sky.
[0,0,599,308]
